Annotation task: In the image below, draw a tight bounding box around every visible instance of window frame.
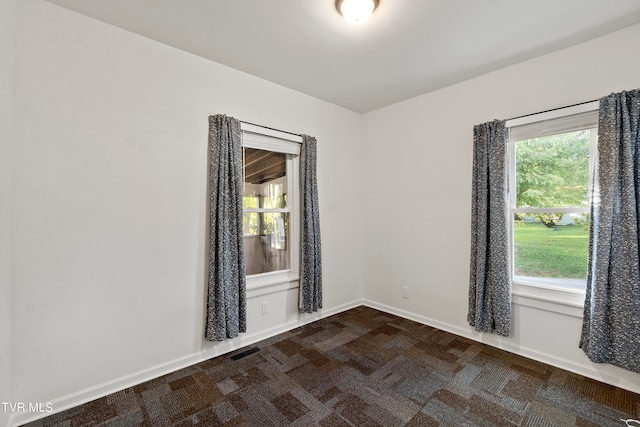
[505,101,599,310]
[240,124,301,290]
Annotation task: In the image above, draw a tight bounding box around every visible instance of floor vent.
[229,347,260,361]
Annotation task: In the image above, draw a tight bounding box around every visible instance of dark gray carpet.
[25,306,639,426]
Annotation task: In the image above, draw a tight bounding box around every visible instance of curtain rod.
[506,98,600,122]
[240,121,302,138]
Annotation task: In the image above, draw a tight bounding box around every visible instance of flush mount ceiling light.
[336,0,379,25]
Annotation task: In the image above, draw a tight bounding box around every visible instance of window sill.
[512,280,585,318]
[246,270,299,298]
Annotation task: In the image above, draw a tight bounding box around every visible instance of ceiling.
[46,0,640,113]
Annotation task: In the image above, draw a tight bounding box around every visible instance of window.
[241,126,300,287]
[507,103,598,294]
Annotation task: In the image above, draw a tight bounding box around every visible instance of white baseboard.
[10,299,363,427]
[362,299,640,395]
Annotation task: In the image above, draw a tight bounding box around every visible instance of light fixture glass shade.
[337,0,378,25]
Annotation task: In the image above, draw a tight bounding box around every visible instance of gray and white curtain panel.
[206,114,247,341]
[467,120,511,337]
[580,89,640,373]
[300,135,323,313]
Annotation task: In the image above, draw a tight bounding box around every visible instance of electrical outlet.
[402,286,410,299]
[261,301,269,315]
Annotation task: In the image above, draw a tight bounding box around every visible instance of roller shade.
[509,110,598,142]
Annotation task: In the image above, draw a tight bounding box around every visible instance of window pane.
[243,212,289,275]
[515,130,590,209]
[243,212,258,236]
[243,196,258,209]
[513,213,589,288]
[243,148,287,209]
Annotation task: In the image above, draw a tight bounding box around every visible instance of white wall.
[10,1,640,424]
[1,0,16,425]
[11,0,364,422]
[363,23,640,393]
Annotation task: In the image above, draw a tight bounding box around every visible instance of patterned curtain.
[300,135,322,313]
[468,120,511,337]
[205,115,247,341]
[580,89,640,372]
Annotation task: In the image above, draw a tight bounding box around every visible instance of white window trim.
[241,124,301,291]
[506,101,599,313]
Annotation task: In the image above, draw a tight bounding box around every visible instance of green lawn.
[513,221,589,279]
